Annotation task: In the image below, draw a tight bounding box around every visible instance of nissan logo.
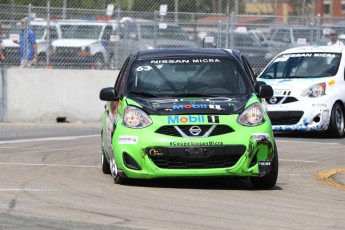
[189,126,202,136]
[269,97,278,104]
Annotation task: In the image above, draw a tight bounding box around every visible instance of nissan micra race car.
[99,48,278,189]
[258,46,345,137]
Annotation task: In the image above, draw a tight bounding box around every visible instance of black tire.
[108,53,117,70]
[101,147,111,174]
[110,156,131,185]
[250,142,279,189]
[101,130,111,174]
[114,173,129,185]
[36,54,46,68]
[93,54,105,70]
[328,102,345,138]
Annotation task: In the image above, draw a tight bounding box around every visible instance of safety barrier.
[0,68,118,122]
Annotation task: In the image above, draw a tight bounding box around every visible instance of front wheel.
[109,154,130,184]
[328,102,345,138]
[36,54,46,68]
[250,142,279,189]
[101,131,110,174]
[93,55,105,70]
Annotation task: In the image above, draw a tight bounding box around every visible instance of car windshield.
[140,25,189,40]
[210,32,263,47]
[60,24,103,39]
[260,53,341,79]
[6,24,46,39]
[127,58,251,97]
[292,29,317,43]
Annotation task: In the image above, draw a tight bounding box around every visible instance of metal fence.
[1,2,345,72]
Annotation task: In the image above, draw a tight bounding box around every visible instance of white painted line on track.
[279,173,310,177]
[0,135,98,145]
[0,188,61,192]
[0,162,98,168]
[276,139,340,145]
[279,159,318,163]
[0,146,63,151]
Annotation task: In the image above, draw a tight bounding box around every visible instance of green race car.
[100,48,278,189]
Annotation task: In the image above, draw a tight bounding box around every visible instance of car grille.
[3,47,20,65]
[266,96,298,104]
[146,145,246,169]
[55,47,81,55]
[155,125,234,137]
[268,111,304,125]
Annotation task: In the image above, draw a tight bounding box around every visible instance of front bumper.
[267,100,331,132]
[3,47,20,66]
[112,122,275,179]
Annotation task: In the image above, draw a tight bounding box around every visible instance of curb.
[314,167,345,191]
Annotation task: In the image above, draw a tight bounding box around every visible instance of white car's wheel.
[328,102,345,138]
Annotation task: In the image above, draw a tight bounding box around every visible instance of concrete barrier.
[0,68,118,122]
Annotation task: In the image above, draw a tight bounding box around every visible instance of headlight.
[77,47,91,56]
[237,103,265,126]
[301,83,326,97]
[123,106,152,128]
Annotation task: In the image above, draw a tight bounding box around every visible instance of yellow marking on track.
[314,167,345,191]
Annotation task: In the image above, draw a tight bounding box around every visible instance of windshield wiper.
[128,91,158,98]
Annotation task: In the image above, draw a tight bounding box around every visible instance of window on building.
[324,1,331,15]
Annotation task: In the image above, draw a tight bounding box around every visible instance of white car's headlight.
[123,106,152,128]
[237,103,265,126]
[301,83,326,97]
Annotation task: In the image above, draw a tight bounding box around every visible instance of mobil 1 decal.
[167,115,220,124]
[208,115,219,123]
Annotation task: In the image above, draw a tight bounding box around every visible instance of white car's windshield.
[261,53,341,79]
[6,24,46,39]
[60,24,102,39]
[127,58,251,97]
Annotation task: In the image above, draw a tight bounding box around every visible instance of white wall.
[1,68,118,122]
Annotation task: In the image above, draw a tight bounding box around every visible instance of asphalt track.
[0,122,344,230]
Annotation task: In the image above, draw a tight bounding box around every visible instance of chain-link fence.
[1,1,345,71]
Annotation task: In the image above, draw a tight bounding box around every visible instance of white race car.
[258,46,345,137]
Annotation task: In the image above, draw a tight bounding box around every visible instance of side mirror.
[254,81,273,98]
[99,87,118,101]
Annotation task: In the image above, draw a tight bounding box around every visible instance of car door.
[104,57,130,154]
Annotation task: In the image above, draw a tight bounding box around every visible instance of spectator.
[0,21,5,63]
[327,30,344,46]
[13,18,37,68]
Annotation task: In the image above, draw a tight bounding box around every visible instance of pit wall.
[0,68,118,122]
